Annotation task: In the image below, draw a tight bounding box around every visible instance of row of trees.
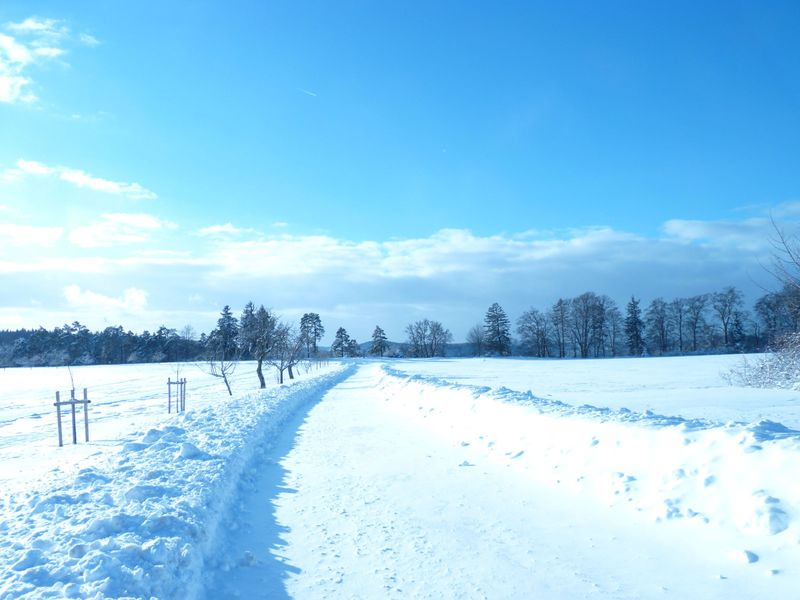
[0,323,204,367]
[465,286,780,358]
[4,284,800,369]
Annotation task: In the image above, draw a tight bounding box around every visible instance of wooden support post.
[168,377,172,414]
[181,378,186,411]
[83,388,90,442]
[55,391,63,447]
[70,389,77,445]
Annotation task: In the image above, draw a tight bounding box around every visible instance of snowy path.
[200,364,783,599]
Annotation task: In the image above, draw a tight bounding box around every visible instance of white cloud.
[16,158,55,175]
[0,17,97,104]
[69,213,176,248]
[662,218,773,251]
[0,223,62,246]
[197,223,243,237]
[3,159,158,200]
[79,33,100,47]
[33,47,64,58]
[59,168,157,200]
[6,17,67,40]
[64,285,148,313]
[0,214,791,340]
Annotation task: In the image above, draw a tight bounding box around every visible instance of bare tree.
[239,304,277,388]
[685,294,708,352]
[668,298,687,354]
[466,323,486,356]
[712,286,744,348]
[405,319,452,357]
[266,322,303,384]
[606,303,623,357]
[569,292,598,359]
[516,308,550,357]
[645,297,670,355]
[549,298,569,358]
[205,305,239,395]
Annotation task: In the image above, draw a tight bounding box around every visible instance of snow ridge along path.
[0,364,353,600]
[201,363,800,599]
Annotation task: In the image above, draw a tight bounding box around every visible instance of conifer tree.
[483,302,512,355]
[331,327,350,358]
[624,296,645,356]
[370,325,389,356]
[299,313,325,358]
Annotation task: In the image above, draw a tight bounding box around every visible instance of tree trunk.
[256,358,266,389]
[288,364,294,380]
[222,372,232,396]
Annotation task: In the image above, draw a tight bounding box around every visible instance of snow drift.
[378,366,800,559]
[0,364,353,599]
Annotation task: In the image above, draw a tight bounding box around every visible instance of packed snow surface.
[1,355,799,598]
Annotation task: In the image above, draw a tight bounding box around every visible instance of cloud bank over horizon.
[0,192,790,342]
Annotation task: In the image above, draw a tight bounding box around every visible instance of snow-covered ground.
[1,355,799,598]
[388,354,800,428]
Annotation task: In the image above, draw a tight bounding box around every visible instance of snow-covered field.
[1,355,799,598]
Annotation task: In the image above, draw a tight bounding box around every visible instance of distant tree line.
[2,284,797,368]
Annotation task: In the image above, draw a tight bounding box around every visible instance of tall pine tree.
[370,325,389,356]
[299,313,325,358]
[624,296,645,356]
[331,327,350,358]
[484,302,512,355]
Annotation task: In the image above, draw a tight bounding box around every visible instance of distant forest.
[1,284,798,368]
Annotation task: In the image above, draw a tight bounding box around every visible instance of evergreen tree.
[370,325,389,356]
[210,305,239,360]
[331,327,350,358]
[299,313,325,358]
[624,296,645,356]
[483,302,512,355]
[345,337,361,357]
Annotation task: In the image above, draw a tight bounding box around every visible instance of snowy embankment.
[379,364,800,570]
[0,364,353,599]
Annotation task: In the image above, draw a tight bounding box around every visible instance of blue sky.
[1,1,799,342]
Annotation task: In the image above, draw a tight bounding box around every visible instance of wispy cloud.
[297,88,317,97]
[197,223,244,237]
[0,223,63,247]
[0,16,97,103]
[69,213,177,248]
[64,284,148,313]
[2,159,158,200]
[78,33,100,47]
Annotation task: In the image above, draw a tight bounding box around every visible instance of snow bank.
[378,366,800,554]
[0,364,353,599]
